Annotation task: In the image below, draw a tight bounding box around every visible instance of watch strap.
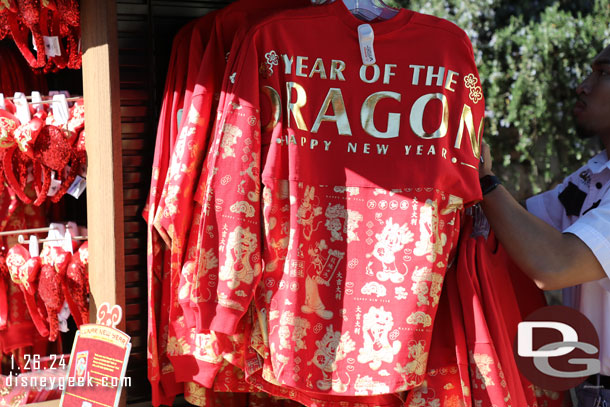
[480,174,501,196]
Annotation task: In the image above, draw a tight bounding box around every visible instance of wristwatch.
[480,174,501,195]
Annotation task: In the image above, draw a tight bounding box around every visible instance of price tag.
[43,36,62,57]
[47,171,61,197]
[67,175,87,199]
[358,24,376,66]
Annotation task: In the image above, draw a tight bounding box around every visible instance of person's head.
[574,44,610,140]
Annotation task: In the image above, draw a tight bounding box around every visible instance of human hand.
[479,140,494,177]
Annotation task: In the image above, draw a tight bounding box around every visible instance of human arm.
[478,141,607,290]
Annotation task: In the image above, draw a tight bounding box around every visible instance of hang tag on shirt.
[67,175,87,199]
[43,36,62,57]
[358,24,376,66]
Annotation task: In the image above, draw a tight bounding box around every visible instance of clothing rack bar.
[17,235,88,244]
[0,226,59,236]
[28,97,83,104]
[4,96,83,101]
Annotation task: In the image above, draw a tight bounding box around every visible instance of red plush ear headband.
[1,0,82,71]
[0,110,20,199]
[4,122,83,206]
[1,117,45,204]
[64,241,88,327]
[6,244,49,337]
[0,1,18,41]
[0,100,85,205]
[0,110,19,148]
[0,0,18,12]
[39,244,71,341]
[56,0,81,69]
[10,0,46,69]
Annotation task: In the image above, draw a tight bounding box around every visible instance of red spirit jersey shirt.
[200,1,484,395]
[145,22,193,406]
[159,1,319,391]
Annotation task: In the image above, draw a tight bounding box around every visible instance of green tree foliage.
[388,0,610,198]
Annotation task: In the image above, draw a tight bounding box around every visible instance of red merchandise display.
[140,1,579,406]
[0,0,81,71]
[0,25,88,403]
[194,1,483,399]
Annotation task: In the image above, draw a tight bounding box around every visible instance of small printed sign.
[60,304,131,407]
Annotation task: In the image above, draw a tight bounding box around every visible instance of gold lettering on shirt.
[330,60,346,81]
[426,66,445,87]
[409,93,449,139]
[445,70,459,92]
[360,64,380,84]
[383,64,397,85]
[311,88,352,135]
[286,82,308,131]
[262,86,281,132]
[454,104,483,158]
[409,65,425,85]
[296,56,309,77]
[283,54,294,74]
[309,58,328,79]
[361,91,401,139]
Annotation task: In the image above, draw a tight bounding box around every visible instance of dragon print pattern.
[258,182,465,397]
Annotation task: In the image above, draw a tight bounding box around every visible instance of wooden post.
[81,0,126,333]
[80,0,126,404]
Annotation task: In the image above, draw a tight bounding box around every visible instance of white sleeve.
[564,192,610,283]
[525,184,565,230]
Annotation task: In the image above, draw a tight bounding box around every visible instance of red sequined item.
[33,124,71,171]
[0,100,85,205]
[55,0,81,69]
[38,245,71,341]
[13,0,46,68]
[64,241,88,327]
[38,2,67,73]
[0,111,34,204]
[32,124,74,204]
[5,244,48,337]
[0,1,18,41]
[4,117,46,204]
[50,129,84,203]
[0,0,18,13]
[3,144,33,204]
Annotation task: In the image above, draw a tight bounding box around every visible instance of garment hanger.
[342,0,399,21]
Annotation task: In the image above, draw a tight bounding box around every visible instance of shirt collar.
[587,150,610,174]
